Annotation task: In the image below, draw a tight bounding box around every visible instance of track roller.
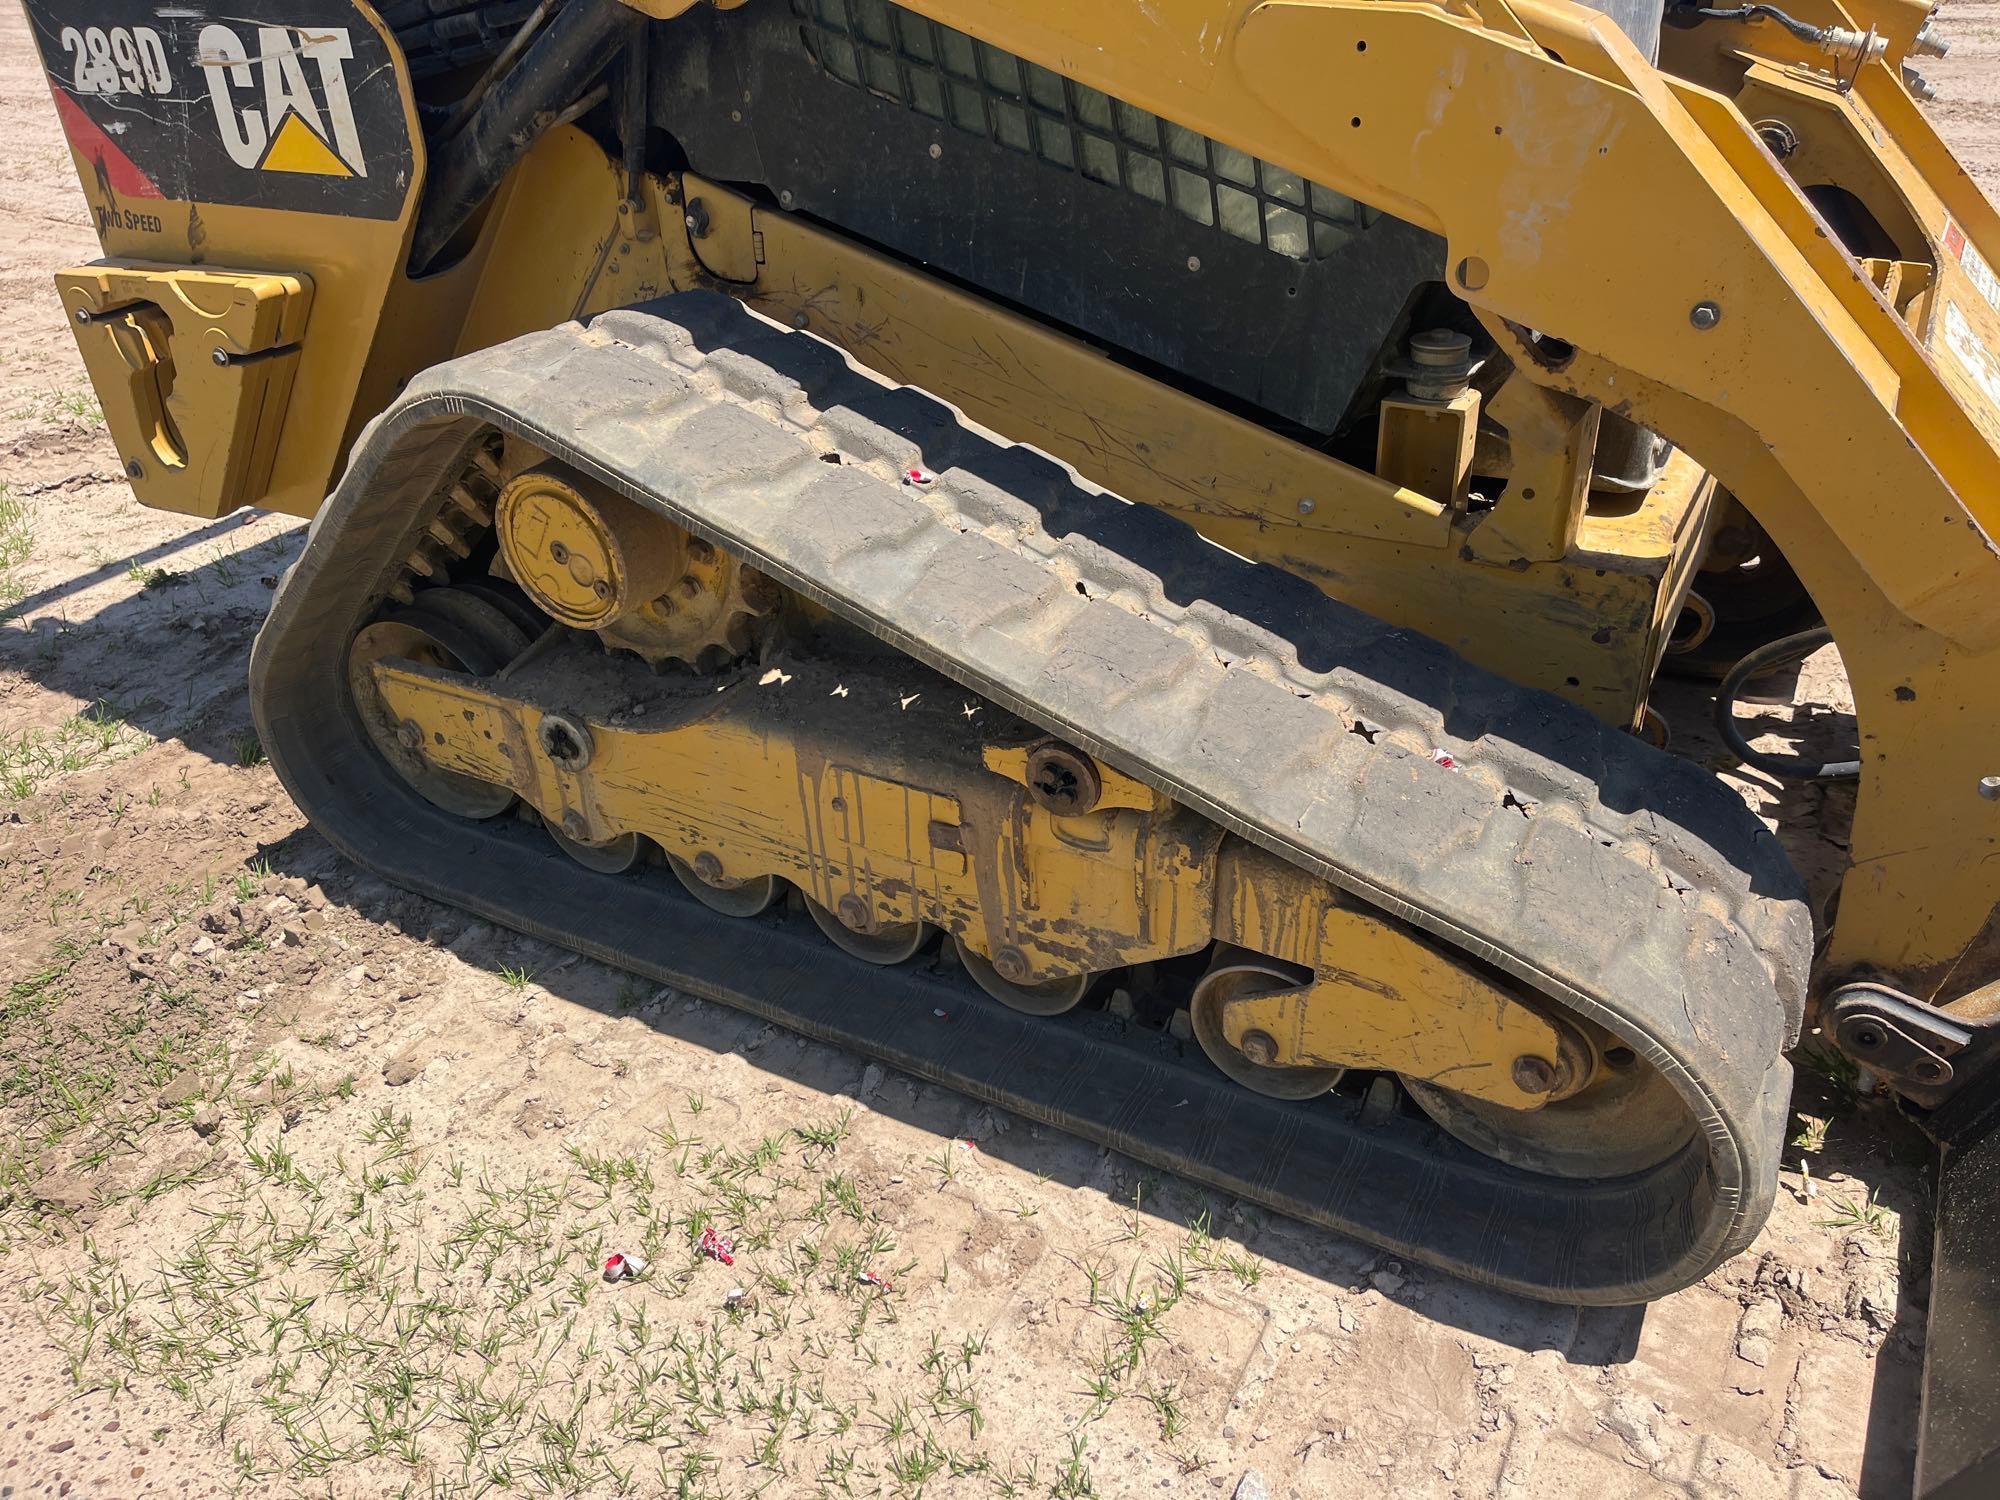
[806,896,934,965]
[669,854,782,917]
[954,936,1092,1016]
[1189,947,1345,1100]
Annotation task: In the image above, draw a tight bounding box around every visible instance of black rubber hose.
[1713,626,1861,781]
[409,0,633,275]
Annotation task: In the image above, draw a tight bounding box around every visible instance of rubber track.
[252,291,1809,1301]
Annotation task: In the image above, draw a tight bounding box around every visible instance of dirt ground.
[2,8,1996,1499]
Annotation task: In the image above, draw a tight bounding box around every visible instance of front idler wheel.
[1402,1026,1695,1178]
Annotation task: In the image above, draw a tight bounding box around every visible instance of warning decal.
[22,2,412,223]
[1943,219,2000,317]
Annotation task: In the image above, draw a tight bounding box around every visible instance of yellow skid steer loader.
[24,2,2000,1488]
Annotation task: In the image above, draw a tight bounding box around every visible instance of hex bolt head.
[837,893,872,932]
[211,347,231,367]
[1512,1054,1558,1093]
[1981,775,2000,801]
[1239,1029,1279,1067]
[124,459,144,480]
[560,809,589,840]
[396,719,424,751]
[692,851,725,884]
[1297,497,1316,515]
[74,307,91,324]
[1690,301,1723,330]
[992,946,1030,982]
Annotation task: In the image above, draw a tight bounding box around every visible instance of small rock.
[303,885,329,910]
[1168,1008,1193,1041]
[1600,1392,1665,1467]
[1231,1469,1270,1500]
[1337,1304,1359,1334]
[860,1063,884,1097]
[189,935,215,957]
[1370,1268,1405,1295]
[1736,1297,1782,1368]
[383,1057,422,1088]
[190,1105,222,1138]
[48,1438,74,1454]
[158,1070,201,1107]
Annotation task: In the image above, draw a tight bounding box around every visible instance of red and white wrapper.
[602,1250,648,1283]
[697,1225,736,1266]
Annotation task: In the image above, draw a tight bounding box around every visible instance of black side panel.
[23,1,413,221]
[646,0,1446,437]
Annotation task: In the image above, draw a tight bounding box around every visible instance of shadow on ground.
[0,515,304,767]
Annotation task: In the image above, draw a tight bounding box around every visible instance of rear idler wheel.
[669,853,781,917]
[954,936,1091,1017]
[1402,1029,1695,1179]
[1188,947,1344,1101]
[347,587,531,820]
[805,895,934,965]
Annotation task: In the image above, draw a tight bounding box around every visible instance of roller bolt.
[561,809,589,840]
[837,894,872,932]
[124,459,144,480]
[549,541,570,564]
[396,719,424,751]
[1239,1029,1279,1067]
[1690,301,1722,331]
[1512,1054,1558,1094]
[1982,776,2000,801]
[992,946,1030,982]
[692,851,725,884]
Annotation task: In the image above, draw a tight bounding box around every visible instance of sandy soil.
[1,9,1995,1498]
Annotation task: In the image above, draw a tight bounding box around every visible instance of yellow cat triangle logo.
[257,110,353,177]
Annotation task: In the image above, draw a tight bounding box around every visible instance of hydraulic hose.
[1714,627,1861,781]
[409,0,635,275]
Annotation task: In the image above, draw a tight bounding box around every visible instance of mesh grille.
[791,0,1376,262]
